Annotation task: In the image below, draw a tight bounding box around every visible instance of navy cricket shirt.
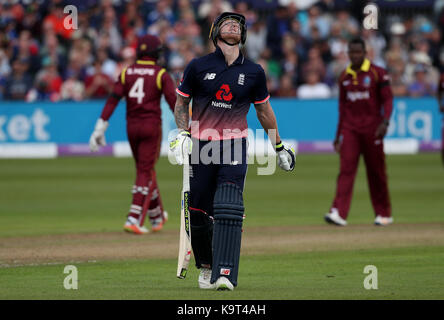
[176,47,270,141]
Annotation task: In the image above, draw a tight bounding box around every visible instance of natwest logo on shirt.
[215,84,233,102]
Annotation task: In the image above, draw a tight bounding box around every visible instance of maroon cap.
[137,34,162,58]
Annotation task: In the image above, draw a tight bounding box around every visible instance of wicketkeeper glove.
[169,130,192,165]
[275,141,296,171]
[89,118,109,152]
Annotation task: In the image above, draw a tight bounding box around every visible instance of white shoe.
[215,276,234,291]
[324,208,347,226]
[124,216,149,234]
[198,268,216,289]
[151,210,168,232]
[374,215,393,226]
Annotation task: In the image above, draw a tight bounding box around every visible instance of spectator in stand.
[233,1,257,28]
[119,2,140,39]
[408,64,437,97]
[266,5,291,60]
[3,58,33,100]
[60,70,85,101]
[245,19,266,61]
[0,46,10,79]
[197,0,232,47]
[281,51,300,86]
[361,29,386,66]
[11,30,40,76]
[174,8,201,40]
[95,48,117,80]
[425,27,441,68]
[299,4,331,40]
[64,49,88,83]
[42,3,74,41]
[113,46,136,80]
[326,49,349,88]
[146,0,175,27]
[276,73,297,97]
[39,31,67,75]
[84,61,112,99]
[289,18,309,61]
[328,22,348,58]
[390,68,409,97]
[33,57,62,101]
[333,9,359,39]
[385,37,409,68]
[72,10,98,43]
[301,47,326,81]
[198,0,232,22]
[297,70,331,99]
[98,7,122,58]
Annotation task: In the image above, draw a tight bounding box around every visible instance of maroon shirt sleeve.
[378,68,393,122]
[336,72,346,140]
[100,79,125,121]
[161,71,176,113]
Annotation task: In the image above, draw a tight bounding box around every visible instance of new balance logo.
[220,268,231,276]
[204,73,216,80]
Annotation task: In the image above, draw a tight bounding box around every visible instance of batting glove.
[276,141,296,171]
[169,130,192,165]
[89,118,109,152]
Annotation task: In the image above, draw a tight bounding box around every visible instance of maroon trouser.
[331,128,391,219]
[127,120,164,226]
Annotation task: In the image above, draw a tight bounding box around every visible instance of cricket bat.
[177,159,192,279]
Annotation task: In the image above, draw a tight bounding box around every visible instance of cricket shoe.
[124,216,149,235]
[215,276,234,291]
[324,208,347,226]
[198,268,216,289]
[150,211,168,232]
[374,215,393,226]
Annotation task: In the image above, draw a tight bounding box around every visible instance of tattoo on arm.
[174,94,191,130]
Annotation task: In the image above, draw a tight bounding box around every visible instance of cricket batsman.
[324,38,394,227]
[170,12,295,291]
[437,70,444,166]
[89,35,176,234]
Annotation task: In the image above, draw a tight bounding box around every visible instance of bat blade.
[177,163,192,279]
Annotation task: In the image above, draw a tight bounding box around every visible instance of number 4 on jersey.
[129,78,145,104]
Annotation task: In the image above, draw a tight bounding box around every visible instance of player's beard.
[220,31,241,45]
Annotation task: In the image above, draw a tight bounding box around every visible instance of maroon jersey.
[101,58,176,124]
[336,59,393,137]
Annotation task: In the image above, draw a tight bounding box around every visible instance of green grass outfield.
[0,153,443,299]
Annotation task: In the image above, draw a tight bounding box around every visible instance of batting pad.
[211,183,244,286]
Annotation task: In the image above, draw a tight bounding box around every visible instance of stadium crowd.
[0,0,443,101]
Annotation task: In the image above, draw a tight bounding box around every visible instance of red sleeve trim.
[254,94,270,104]
[176,88,190,98]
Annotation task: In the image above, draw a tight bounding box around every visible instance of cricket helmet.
[136,34,162,59]
[209,12,247,46]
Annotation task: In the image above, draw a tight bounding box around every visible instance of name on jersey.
[211,101,232,109]
[127,68,155,76]
[347,91,370,102]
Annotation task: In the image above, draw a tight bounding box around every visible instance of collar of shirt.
[346,58,371,78]
[136,58,156,65]
[214,46,245,65]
